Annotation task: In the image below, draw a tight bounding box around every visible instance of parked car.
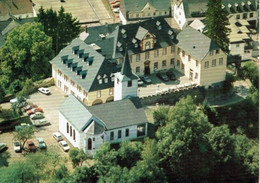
[59,140,70,152]
[113,8,120,13]
[26,106,43,115]
[156,73,169,81]
[0,143,7,152]
[13,141,21,153]
[15,123,31,130]
[53,132,63,142]
[141,76,152,84]
[166,70,177,81]
[27,140,36,152]
[10,97,26,104]
[30,112,44,120]
[38,87,50,95]
[31,118,49,127]
[37,138,47,150]
[137,77,144,86]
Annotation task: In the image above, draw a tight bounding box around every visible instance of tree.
[156,96,213,181]
[0,22,54,93]
[37,6,80,54]
[13,125,35,149]
[69,148,88,167]
[153,105,171,127]
[50,165,70,183]
[204,0,230,52]
[70,166,98,183]
[241,61,259,89]
[0,152,10,168]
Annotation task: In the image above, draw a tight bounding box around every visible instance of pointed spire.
[121,49,133,78]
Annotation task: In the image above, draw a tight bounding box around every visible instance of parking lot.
[138,70,191,97]
[0,86,69,162]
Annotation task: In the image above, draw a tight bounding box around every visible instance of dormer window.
[122,34,127,38]
[97,75,102,84]
[78,49,84,58]
[103,74,108,83]
[168,30,173,35]
[72,46,79,54]
[158,25,162,30]
[156,21,162,30]
[110,73,114,82]
[134,43,138,48]
[145,41,151,50]
[119,47,123,51]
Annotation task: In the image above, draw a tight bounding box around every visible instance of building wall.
[52,65,114,106]
[200,50,227,86]
[128,9,170,21]
[59,112,84,148]
[129,45,176,75]
[119,11,127,25]
[114,77,138,101]
[173,3,186,29]
[229,42,245,56]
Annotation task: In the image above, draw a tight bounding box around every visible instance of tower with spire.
[114,51,138,101]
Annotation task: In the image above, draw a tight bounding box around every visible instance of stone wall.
[140,86,205,106]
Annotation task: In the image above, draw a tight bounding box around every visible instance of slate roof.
[50,38,119,92]
[120,0,171,20]
[177,26,219,61]
[85,18,178,60]
[60,95,148,131]
[182,0,257,18]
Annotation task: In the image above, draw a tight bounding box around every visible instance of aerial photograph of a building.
[0,0,259,182]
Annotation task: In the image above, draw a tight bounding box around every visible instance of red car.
[27,140,36,152]
[26,106,43,115]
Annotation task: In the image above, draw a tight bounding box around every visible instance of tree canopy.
[0,22,54,93]
[204,0,230,52]
[36,6,81,54]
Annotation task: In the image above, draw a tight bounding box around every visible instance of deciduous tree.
[13,125,35,149]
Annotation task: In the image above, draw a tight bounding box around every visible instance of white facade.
[114,76,138,101]
[52,66,87,102]
[119,11,127,25]
[173,2,186,29]
[59,112,147,156]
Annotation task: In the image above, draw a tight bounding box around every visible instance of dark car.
[140,76,152,84]
[156,73,169,81]
[166,70,177,81]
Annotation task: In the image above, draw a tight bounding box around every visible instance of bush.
[17,79,37,97]
[223,73,235,92]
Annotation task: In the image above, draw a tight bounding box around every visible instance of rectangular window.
[216,49,219,54]
[182,51,185,57]
[154,50,159,57]
[97,90,101,98]
[58,70,62,76]
[219,58,223,65]
[204,61,209,68]
[170,58,175,66]
[128,81,132,87]
[110,131,114,140]
[145,52,149,59]
[154,62,158,69]
[83,90,87,97]
[171,46,175,53]
[137,124,146,137]
[162,60,167,67]
[136,54,140,62]
[177,48,181,54]
[73,129,75,141]
[243,13,247,19]
[162,48,167,55]
[181,63,184,70]
[209,51,213,56]
[196,60,199,67]
[212,59,216,67]
[104,78,108,83]
[125,128,129,137]
[67,123,69,133]
[70,126,72,137]
[195,73,198,79]
[109,88,113,95]
[177,60,180,67]
[70,80,75,86]
[250,13,253,17]
[136,66,140,73]
[118,130,122,139]
[236,14,240,19]
[188,55,191,61]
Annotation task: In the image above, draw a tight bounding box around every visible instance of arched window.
[145,41,151,50]
[88,138,92,150]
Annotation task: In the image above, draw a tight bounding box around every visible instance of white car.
[59,140,70,152]
[113,8,120,13]
[53,132,63,141]
[13,141,21,153]
[38,87,50,95]
[137,78,144,86]
[30,112,44,120]
[32,118,48,127]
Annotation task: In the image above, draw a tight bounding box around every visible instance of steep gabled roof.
[85,18,178,60]
[50,38,118,92]
[60,95,148,131]
[177,26,219,61]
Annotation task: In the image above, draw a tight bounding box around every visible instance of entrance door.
[144,61,150,75]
